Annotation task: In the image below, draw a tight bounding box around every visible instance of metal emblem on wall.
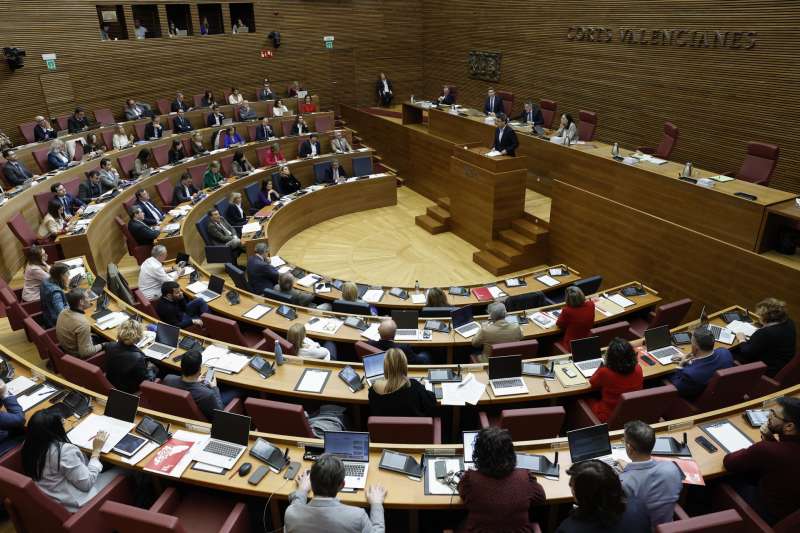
[468,51,502,82]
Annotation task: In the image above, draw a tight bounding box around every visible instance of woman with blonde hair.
[736,297,796,377]
[104,318,158,393]
[341,281,359,302]
[368,348,436,417]
[287,323,336,360]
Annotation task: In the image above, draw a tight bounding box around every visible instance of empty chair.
[225,263,250,291]
[479,406,565,441]
[151,143,169,167]
[114,216,152,265]
[496,90,514,116]
[60,355,113,395]
[313,161,332,183]
[155,98,170,115]
[24,316,69,372]
[505,291,546,312]
[628,298,692,339]
[214,197,230,217]
[331,299,370,315]
[133,122,147,141]
[263,287,293,305]
[187,164,206,189]
[313,114,333,133]
[93,109,115,126]
[192,94,204,108]
[245,398,314,437]
[32,147,50,173]
[116,153,137,178]
[55,114,71,132]
[219,154,234,176]
[638,122,679,160]
[540,99,558,128]
[23,316,54,361]
[195,216,237,263]
[753,351,800,397]
[368,416,442,444]
[655,509,744,533]
[18,121,37,144]
[262,328,295,354]
[712,482,800,533]
[280,120,294,137]
[730,142,779,186]
[589,321,631,346]
[34,191,56,216]
[255,146,273,167]
[490,339,539,358]
[100,488,249,533]
[154,179,174,208]
[545,276,602,305]
[578,110,598,141]
[201,313,267,350]
[243,182,261,210]
[0,287,41,332]
[101,129,115,149]
[569,383,679,430]
[139,381,241,422]
[351,156,373,177]
[355,340,383,360]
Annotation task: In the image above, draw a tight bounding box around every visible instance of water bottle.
[86,272,94,288]
[611,143,619,157]
[681,162,693,177]
[275,343,285,366]
[415,280,420,294]
[410,95,415,104]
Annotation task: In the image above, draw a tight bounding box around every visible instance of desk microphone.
[682,432,688,448]
[553,451,559,465]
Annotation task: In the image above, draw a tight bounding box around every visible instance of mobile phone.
[203,368,215,386]
[563,367,577,379]
[248,465,269,485]
[284,461,301,480]
[695,435,718,453]
[434,460,447,479]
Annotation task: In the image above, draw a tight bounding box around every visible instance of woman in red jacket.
[299,95,317,114]
[556,286,595,350]
[589,338,643,422]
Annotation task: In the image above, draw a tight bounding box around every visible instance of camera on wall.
[268,31,281,48]
[3,47,26,71]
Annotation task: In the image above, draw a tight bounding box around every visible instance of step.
[499,229,536,251]
[473,250,515,276]
[485,240,524,263]
[415,214,447,235]
[435,197,450,210]
[427,205,451,223]
[511,218,548,240]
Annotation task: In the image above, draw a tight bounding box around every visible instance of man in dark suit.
[291,116,309,136]
[1,149,35,186]
[206,208,245,260]
[33,116,57,142]
[206,105,225,127]
[483,88,504,116]
[367,319,431,364]
[298,134,321,158]
[127,205,160,245]
[492,114,519,157]
[437,86,454,105]
[172,173,198,205]
[67,107,91,133]
[273,166,301,195]
[254,118,275,141]
[50,182,84,219]
[518,101,544,126]
[156,281,207,328]
[172,109,193,133]
[170,92,192,113]
[319,159,348,184]
[134,188,164,226]
[143,116,164,140]
[258,81,276,101]
[247,243,279,295]
[77,170,106,203]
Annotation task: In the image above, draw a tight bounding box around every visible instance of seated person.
[21,245,50,302]
[98,157,122,189]
[134,188,164,226]
[228,87,244,105]
[203,160,225,188]
[38,200,68,240]
[284,455,386,532]
[21,411,118,512]
[472,302,522,363]
[458,427,546,532]
[288,81,303,97]
[172,172,198,204]
[723,396,800,525]
[2,149,35,186]
[124,98,153,121]
[168,138,187,164]
[132,148,152,179]
[257,178,280,207]
[231,150,254,175]
[484,87,504,115]
[127,205,160,246]
[50,181,84,218]
[617,420,683,528]
[299,94,317,114]
[426,287,448,307]
[291,115,310,135]
[557,286,596,349]
[171,92,192,112]
[265,142,286,165]
[555,113,578,144]
[206,104,225,127]
[189,132,207,156]
[299,134,321,158]
[369,348,436,417]
[287,323,337,361]
[172,108,193,133]
[39,264,70,329]
[247,243,279,295]
[77,170,106,203]
[47,139,71,170]
[104,318,158,394]
[206,208,245,260]
[272,98,290,117]
[557,460,650,532]
[0,378,25,456]
[201,90,217,108]
[238,100,257,121]
[668,327,733,399]
[156,281,207,329]
[112,124,134,150]
[331,130,352,153]
[82,132,105,158]
[275,272,314,307]
[67,107,91,133]
[322,158,348,184]
[736,297,796,377]
[588,338,644,422]
[143,116,164,141]
[255,117,275,141]
[437,85,454,105]
[56,288,104,359]
[258,80,275,101]
[33,115,57,142]
[162,349,241,422]
[518,101,544,126]
[492,113,519,156]
[274,165,301,194]
[224,192,248,232]
[368,319,431,365]
[220,126,244,149]
[138,245,182,300]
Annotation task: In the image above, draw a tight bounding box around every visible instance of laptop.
[488,355,529,396]
[362,352,386,387]
[192,411,251,470]
[567,424,613,464]
[324,431,370,490]
[571,336,603,378]
[698,305,735,344]
[86,276,106,301]
[142,322,180,360]
[451,306,480,338]
[645,325,684,364]
[104,388,140,423]
[221,118,234,126]
[391,310,421,341]
[462,430,479,469]
[196,275,224,302]
[296,90,308,99]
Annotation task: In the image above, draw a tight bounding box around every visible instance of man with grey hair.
[471,302,522,363]
[138,244,184,300]
[284,454,386,532]
[246,242,279,295]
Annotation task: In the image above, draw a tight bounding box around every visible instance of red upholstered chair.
[219,154,234,176]
[115,216,152,265]
[193,94,204,108]
[262,328,295,355]
[712,482,800,533]
[223,90,232,103]
[94,108,115,126]
[133,122,147,141]
[256,146,273,167]
[281,120,294,137]
[0,287,42,333]
[479,406,565,440]
[117,153,138,178]
[578,110,598,141]
[155,178,175,208]
[313,114,333,133]
[18,121,37,144]
[496,90,514,117]
[628,298,692,339]
[246,124,258,143]
[100,488,249,533]
[665,362,767,420]
[23,316,55,362]
[55,115,71,131]
[133,288,158,318]
[156,99,170,115]
[245,398,315,437]
[151,143,169,167]
[101,129,115,150]
[0,447,136,533]
[568,384,679,430]
[355,340,382,360]
[368,416,442,444]
[182,138,193,156]
[34,191,56,216]
[188,164,206,189]
[752,351,800,397]
[540,99,558,128]
[639,122,679,159]
[655,509,744,533]
[201,313,267,350]
[729,142,779,186]
[63,176,83,197]
[139,381,242,422]
[32,146,50,173]
[72,142,85,161]
[60,355,114,395]
[8,213,63,261]
[490,339,539,358]
[590,321,631,346]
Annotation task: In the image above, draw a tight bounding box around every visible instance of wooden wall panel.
[420,1,800,193]
[0,0,424,145]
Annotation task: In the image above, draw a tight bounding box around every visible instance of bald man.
[368,319,431,365]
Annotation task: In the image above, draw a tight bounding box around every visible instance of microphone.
[553,451,559,465]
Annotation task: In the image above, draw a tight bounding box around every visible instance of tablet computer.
[379,450,422,477]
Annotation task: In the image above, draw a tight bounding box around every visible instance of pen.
[543,381,551,393]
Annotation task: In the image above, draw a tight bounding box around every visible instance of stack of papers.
[594,297,624,317]
[83,204,104,215]
[241,222,261,234]
[487,286,506,298]
[410,293,426,304]
[485,149,502,157]
[295,369,330,393]
[6,376,37,396]
[243,304,272,320]
[362,289,384,303]
[67,413,134,453]
[96,311,130,330]
[73,219,92,229]
[305,317,343,335]
[707,174,735,183]
[360,323,381,342]
[607,294,635,308]
[726,320,758,338]
[536,275,559,287]
[441,373,486,406]
[297,274,321,288]
[162,223,180,233]
[202,345,248,373]
[269,256,286,267]
[529,311,557,329]
[186,281,208,294]
[61,258,85,269]
[17,383,60,411]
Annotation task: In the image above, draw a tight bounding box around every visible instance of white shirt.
[273,106,288,117]
[138,257,178,300]
[497,127,505,143]
[35,443,104,513]
[134,26,147,39]
[113,134,129,150]
[310,143,317,156]
[382,80,390,93]
[298,338,331,361]
[228,94,243,105]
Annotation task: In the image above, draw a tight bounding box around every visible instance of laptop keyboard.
[203,440,241,458]
[148,344,173,354]
[493,377,524,388]
[650,346,682,359]
[396,329,418,337]
[708,324,723,340]
[456,324,479,335]
[344,463,366,477]
[576,359,602,371]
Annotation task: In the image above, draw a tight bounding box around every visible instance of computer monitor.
[644,325,672,351]
[324,431,370,461]
[450,306,474,328]
[155,322,180,347]
[488,354,522,380]
[567,424,612,463]
[208,275,225,294]
[90,276,106,294]
[362,352,386,380]
[391,310,419,330]
[210,411,251,446]
[570,336,601,363]
[104,389,140,423]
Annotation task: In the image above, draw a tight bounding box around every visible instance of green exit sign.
[325,41,333,49]
[323,35,334,49]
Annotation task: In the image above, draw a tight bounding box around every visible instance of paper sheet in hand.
[362,289,384,303]
[241,222,261,234]
[536,275,559,287]
[425,458,462,495]
[243,304,271,320]
[702,421,753,453]
[17,383,59,411]
[295,369,331,393]
[726,320,757,338]
[361,323,381,342]
[607,294,635,308]
[67,414,134,453]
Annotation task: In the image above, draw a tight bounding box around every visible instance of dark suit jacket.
[78,180,105,203]
[143,123,163,140]
[168,148,186,165]
[492,126,519,156]
[439,93,454,105]
[298,140,321,158]
[206,113,224,127]
[376,79,393,96]
[224,203,247,228]
[206,218,237,244]
[55,193,84,216]
[291,123,309,136]
[2,161,33,185]
[173,116,193,133]
[518,106,544,126]
[128,218,160,245]
[274,172,301,195]
[155,297,194,328]
[484,96,504,115]
[48,151,70,170]
[136,200,164,226]
[246,255,279,295]
[254,125,274,141]
[172,183,197,205]
[34,125,57,142]
[67,116,90,133]
[171,100,190,112]
[257,88,276,101]
[323,166,348,184]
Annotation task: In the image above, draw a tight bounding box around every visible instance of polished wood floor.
[277,186,551,287]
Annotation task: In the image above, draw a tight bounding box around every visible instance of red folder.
[471,287,493,301]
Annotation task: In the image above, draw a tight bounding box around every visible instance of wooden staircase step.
[473,249,515,276]
[499,229,536,251]
[427,205,451,223]
[511,218,548,240]
[415,214,447,235]
[486,240,524,263]
[435,197,450,210]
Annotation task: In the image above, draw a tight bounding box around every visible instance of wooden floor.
[278,186,551,287]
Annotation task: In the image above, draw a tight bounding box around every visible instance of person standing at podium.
[491,114,519,156]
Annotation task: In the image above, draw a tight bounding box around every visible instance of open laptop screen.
[90,276,107,294]
[462,430,479,464]
[104,389,140,423]
[644,325,672,351]
[156,322,180,347]
[450,306,474,328]
[208,275,225,294]
[488,354,522,380]
[567,424,612,463]
[570,336,601,363]
[391,310,418,329]
[210,411,251,446]
[324,431,370,461]
[362,352,386,380]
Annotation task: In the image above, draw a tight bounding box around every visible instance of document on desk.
[83,204,104,215]
[297,273,321,287]
[536,275,559,287]
[17,383,60,411]
[485,149,502,157]
[410,293,426,304]
[607,294,635,308]
[144,430,205,478]
[441,373,485,406]
[701,420,753,453]
[67,414,134,454]
[241,222,261,234]
[294,369,331,393]
[61,257,85,268]
[269,256,286,267]
[243,304,272,320]
[6,376,37,396]
[726,320,758,338]
[361,323,381,342]
[305,316,343,335]
[362,289,385,303]
[204,349,248,374]
[424,457,462,495]
[487,286,506,299]
[594,297,623,317]
[529,311,557,329]
[162,223,180,233]
[186,281,209,294]
[96,311,130,330]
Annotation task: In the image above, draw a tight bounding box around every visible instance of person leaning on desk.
[490,113,519,156]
